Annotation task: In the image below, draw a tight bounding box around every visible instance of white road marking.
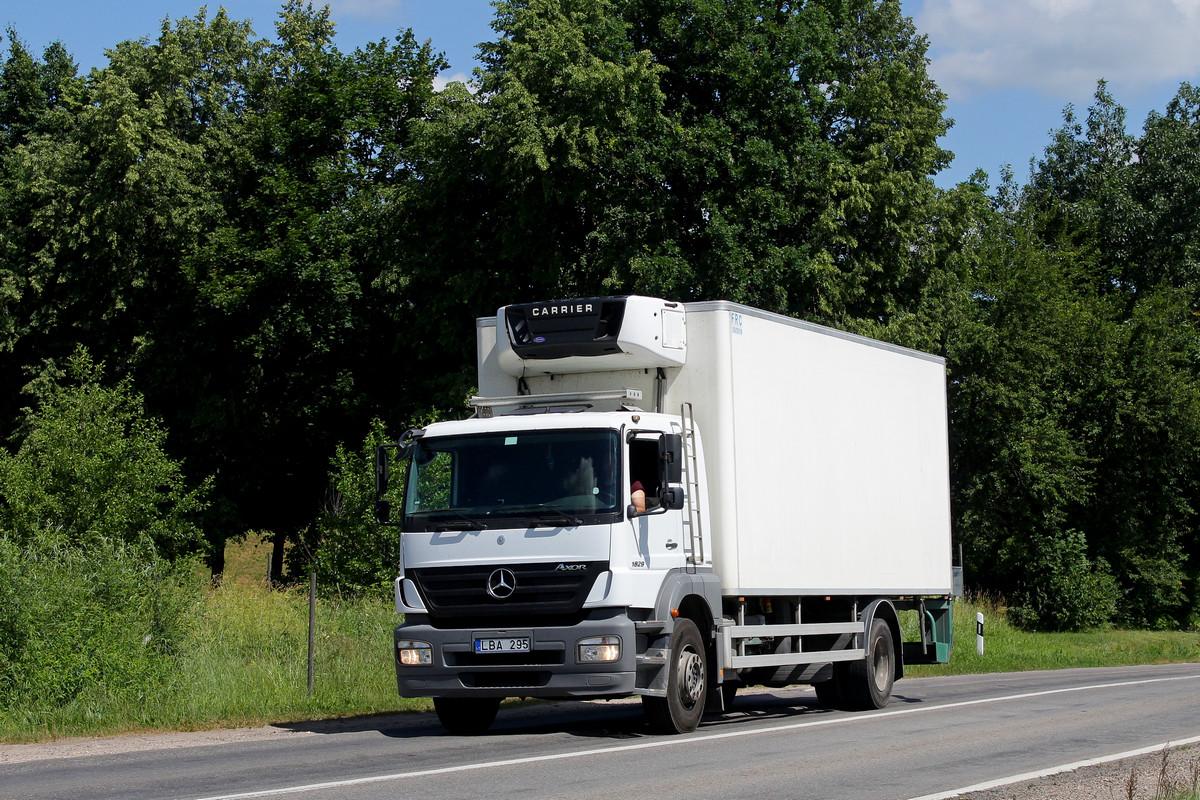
[904,734,1200,800]
[187,673,1200,800]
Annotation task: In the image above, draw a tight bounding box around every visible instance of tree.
[0,28,81,149]
[1022,82,1139,297]
[292,420,404,598]
[1132,83,1200,297]
[0,349,203,708]
[0,347,208,558]
[365,0,961,472]
[390,0,953,376]
[0,4,448,578]
[0,30,83,365]
[943,189,1119,629]
[954,85,1200,629]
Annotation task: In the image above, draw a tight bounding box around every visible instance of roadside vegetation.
[1126,748,1200,800]
[902,596,1200,678]
[0,538,419,744]
[1,539,1197,744]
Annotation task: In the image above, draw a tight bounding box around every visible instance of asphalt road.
[3,663,1199,800]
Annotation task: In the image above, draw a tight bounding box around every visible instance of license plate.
[474,636,532,653]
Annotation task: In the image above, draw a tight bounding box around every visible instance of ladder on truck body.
[680,402,705,569]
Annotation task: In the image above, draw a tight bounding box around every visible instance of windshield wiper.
[495,504,584,527]
[427,510,488,531]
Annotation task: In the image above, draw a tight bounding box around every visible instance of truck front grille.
[409,561,607,625]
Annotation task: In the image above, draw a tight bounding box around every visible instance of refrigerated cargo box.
[665,302,952,596]
[476,299,953,599]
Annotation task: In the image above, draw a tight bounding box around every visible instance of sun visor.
[496,295,686,377]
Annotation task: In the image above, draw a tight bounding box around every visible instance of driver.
[630,480,647,514]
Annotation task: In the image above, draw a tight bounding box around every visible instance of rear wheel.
[840,617,895,710]
[433,697,501,735]
[643,618,707,733]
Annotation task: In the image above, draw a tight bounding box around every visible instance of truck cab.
[385,410,715,734]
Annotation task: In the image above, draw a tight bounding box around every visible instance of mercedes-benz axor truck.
[374,296,958,734]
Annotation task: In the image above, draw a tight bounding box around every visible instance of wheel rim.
[871,634,891,692]
[678,646,705,709]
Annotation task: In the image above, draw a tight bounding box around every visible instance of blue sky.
[3,0,1200,189]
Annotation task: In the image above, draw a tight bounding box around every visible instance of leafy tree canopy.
[0,347,209,559]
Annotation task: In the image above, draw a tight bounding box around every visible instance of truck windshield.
[403,429,621,530]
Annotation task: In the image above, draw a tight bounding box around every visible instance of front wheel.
[643,618,707,733]
[433,697,501,735]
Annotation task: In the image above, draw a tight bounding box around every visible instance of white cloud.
[918,0,1200,99]
[433,71,477,92]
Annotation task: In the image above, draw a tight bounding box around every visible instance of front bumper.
[394,608,637,699]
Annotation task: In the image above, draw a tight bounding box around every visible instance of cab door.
[626,433,687,571]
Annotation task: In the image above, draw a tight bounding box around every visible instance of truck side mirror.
[374,500,391,524]
[658,487,685,510]
[659,433,683,484]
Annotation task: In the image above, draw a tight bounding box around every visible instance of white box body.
[477,299,952,597]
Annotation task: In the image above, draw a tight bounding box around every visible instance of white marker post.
[976,612,985,656]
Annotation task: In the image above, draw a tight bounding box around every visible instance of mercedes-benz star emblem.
[486,568,517,599]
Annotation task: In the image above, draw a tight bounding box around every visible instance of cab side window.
[629,439,661,506]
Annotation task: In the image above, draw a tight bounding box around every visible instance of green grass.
[904,595,1200,677]
[0,580,426,743]
[0,537,428,743]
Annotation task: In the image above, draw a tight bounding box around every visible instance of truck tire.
[433,697,502,735]
[642,618,707,733]
[840,617,895,710]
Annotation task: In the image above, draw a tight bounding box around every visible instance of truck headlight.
[577,636,621,663]
[397,640,433,666]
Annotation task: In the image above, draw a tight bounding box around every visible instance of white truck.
[375,296,958,734]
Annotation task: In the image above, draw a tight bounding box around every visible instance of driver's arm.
[630,480,646,514]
